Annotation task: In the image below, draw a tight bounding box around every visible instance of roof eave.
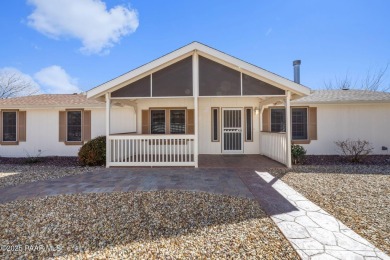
[292,100,390,105]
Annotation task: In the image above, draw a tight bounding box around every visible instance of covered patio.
[87,42,310,168]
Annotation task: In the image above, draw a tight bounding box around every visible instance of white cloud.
[34,65,82,94]
[27,0,139,54]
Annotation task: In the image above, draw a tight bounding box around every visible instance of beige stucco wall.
[0,106,135,157]
[301,103,390,155]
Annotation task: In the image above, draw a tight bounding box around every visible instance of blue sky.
[0,0,389,94]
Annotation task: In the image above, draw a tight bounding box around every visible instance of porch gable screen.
[111,75,151,97]
[152,56,193,97]
[199,56,241,96]
[242,74,285,95]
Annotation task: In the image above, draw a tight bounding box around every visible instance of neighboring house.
[1,42,389,167]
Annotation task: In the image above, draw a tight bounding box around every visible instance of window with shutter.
[0,110,25,145]
[269,107,315,142]
[148,108,189,135]
[59,110,91,145]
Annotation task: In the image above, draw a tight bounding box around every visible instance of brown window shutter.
[309,107,317,140]
[83,110,91,142]
[59,111,66,142]
[262,108,270,132]
[141,110,149,134]
[18,111,27,142]
[187,109,194,134]
[166,110,170,134]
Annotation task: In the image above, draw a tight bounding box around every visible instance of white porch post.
[259,105,264,155]
[193,51,199,168]
[105,92,111,168]
[286,91,292,168]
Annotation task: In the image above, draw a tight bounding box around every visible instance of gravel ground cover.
[0,156,80,167]
[269,167,390,256]
[303,155,390,165]
[0,165,97,189]
[0,190,298,259]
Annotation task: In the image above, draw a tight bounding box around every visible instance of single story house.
[1,42,389,167]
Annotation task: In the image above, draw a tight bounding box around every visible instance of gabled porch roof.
[87,42,311,99]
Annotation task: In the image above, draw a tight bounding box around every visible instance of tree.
[324,64,390,92]
[0,70,40,99]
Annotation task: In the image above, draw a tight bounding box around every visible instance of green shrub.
[78,136,106,166]
[291,144,306,165]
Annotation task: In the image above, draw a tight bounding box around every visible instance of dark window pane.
[292,108,308,140]
[212,108,218,141]
[67,111,82,141]
[170,110,185,134]
[246,108,252,141]
[3,112,17,141]
[271,109,286,132]
[151,110,166,134]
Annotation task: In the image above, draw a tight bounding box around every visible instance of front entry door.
[222,108,243,153]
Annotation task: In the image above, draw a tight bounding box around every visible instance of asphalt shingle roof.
[1,90,390,108]
[0,94,104,107]
[294,89,390,104]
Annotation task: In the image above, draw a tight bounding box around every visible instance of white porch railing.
[259,132,288,165]
[108,135,195,166]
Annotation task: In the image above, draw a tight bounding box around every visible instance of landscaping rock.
[0,191,298,259]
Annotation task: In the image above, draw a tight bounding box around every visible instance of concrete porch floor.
[199,154,285,169]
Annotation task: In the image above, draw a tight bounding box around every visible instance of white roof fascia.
[87,42,311,99]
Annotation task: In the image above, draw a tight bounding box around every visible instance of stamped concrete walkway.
[0,167,389,259]
[250,171,390,260]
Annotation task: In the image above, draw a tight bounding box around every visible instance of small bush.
[24,150,43,164]
[291,144,306,164]
[78,136,106,166]
[335,139,373,163]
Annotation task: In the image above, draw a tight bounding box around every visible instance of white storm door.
[222,108,243,153]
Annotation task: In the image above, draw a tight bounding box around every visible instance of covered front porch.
[87,42,310,168]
